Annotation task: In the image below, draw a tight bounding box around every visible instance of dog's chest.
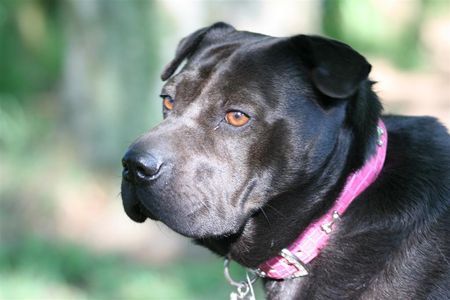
[263,272,389,300]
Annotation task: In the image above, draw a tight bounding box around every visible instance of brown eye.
[225,111,250,127]
[162,96,174,110]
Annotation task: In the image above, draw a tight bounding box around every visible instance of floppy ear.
[290,35,371,98]
[161,22,235,81]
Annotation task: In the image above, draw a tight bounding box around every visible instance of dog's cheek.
[247,120,297,190]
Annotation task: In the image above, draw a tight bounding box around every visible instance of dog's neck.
[256,121,387,279]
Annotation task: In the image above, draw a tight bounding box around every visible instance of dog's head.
[121,22,376,239]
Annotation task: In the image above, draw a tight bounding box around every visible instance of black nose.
[122,150,162,183]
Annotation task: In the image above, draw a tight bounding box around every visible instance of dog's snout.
[122,150,162,183]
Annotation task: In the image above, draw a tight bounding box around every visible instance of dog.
[121,22,450,299]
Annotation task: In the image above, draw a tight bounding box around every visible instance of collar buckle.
[280,248,309,277]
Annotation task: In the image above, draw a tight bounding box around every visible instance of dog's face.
[121,23,371,239]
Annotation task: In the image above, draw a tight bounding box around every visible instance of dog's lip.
[126,201,160,223]
[125,202,148,223]
[122,187,159,222]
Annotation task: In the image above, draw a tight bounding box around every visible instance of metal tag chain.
[224,258,257,300]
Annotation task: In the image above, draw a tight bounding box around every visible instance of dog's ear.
[161,22,235,81]
[290,35,371,98]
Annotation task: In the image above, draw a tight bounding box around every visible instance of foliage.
[321,0,447,69]
[0,0,64,100]
[0,236,262,299]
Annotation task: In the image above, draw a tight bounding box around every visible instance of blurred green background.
[1,0,449,299]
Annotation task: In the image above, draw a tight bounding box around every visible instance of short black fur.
[121,22,450,299]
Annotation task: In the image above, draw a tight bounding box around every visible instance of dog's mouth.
[121,176,260,239]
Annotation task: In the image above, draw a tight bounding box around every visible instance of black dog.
[121,22,450,299]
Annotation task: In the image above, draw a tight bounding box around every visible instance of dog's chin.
[155,212,246,239]
[122,185,251,239]
[122,197,244,238]
[145,203,248,239]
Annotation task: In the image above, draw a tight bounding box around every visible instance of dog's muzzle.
[121,148,164,222]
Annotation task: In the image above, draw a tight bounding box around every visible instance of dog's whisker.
[154,222,175,238]
[197,198,210,212]
[155,221,164,233]
[260,207,271,228]
[265,204,287,218]
[433,241,450,267]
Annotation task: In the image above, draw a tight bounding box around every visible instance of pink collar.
[256,120,388,279]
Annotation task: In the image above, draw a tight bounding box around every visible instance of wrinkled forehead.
[162,36,287,107]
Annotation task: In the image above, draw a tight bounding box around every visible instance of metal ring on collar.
[224,257,258,287]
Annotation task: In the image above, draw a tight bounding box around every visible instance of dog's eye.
[162,95,174,110]
[225,111,250,127]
